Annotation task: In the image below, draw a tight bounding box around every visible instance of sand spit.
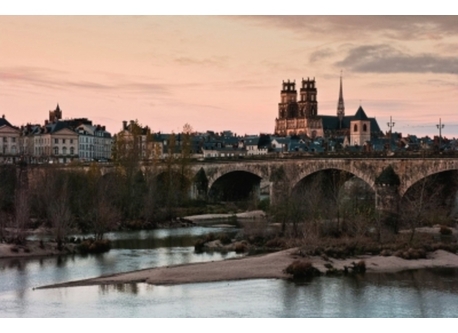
[183,210,266,223]
[0,241,71,259]
[38,248,458,289]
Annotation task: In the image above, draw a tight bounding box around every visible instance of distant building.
[115,120,162,160]
[0,115,20,163]
[274,78,322,137]
[274,76,382,144]
[76,124,112,161]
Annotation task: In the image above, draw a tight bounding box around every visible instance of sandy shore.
[38,248,458,289]
[0,241,71,259]
[183,210,266,223]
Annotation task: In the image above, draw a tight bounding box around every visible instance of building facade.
[274,76,382,144]
[274,78,323,137]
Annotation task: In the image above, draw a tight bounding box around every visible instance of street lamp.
[436,118,445,150]
[387,116,395,151]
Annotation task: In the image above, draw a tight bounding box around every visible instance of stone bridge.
[25,156,458,217]
[168,157,458,216]
[185,157,458,197]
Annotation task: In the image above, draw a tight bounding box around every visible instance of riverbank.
[38,247,458,289]
[0,241,73,259]
[183,210,266,223]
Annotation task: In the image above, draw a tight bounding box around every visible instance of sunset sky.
[1,9,458,138]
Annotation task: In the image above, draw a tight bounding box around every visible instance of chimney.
[123,120,127,130]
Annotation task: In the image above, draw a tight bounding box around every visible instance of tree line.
[0,122,196,246]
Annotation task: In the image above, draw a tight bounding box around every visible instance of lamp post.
[436,118,444,150]
[387,116,395,151]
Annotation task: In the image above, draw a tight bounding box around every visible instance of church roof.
[0,116,13,127]
[354,106,369,120]
[320,112,381,134]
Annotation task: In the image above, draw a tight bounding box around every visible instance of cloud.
[174,56,228,68]
[0,66,170,95]
[310,48,335,63]
[233,16,458,41]
[335,44,458,74]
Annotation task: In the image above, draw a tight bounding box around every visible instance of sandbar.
[38,248,458,289]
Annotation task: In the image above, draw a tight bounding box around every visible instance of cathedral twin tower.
[274,76,344,138]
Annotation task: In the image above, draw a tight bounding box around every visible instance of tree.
[91,194,120,240]
[112,120,148,220]
[13,187,29,245]
[270,165,310,237]
[48,180,72,251]
[400,172,455,243]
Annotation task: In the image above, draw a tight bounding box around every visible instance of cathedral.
[274,76,382,145]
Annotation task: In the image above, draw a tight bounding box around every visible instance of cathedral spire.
[337,71,345,128]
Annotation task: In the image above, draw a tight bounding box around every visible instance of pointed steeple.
[337,71,345,127]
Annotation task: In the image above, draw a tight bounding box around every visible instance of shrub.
[234,242,248,253]
[78,239,111,254]
[217,234,232,245]
[352,260,366,273]
[205,233,215,242]
[440,226,453,236]
[265,238,286,249]
[194,239,206,252]
[284,260,321,279]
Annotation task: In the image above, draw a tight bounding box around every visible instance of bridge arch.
[291,165,376,192]
[206,164,269,190]
[399,159,458,197]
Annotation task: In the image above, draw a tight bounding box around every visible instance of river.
[1,225,458,318]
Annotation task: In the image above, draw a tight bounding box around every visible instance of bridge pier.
[259,178,272,201]
[375,184,400,233]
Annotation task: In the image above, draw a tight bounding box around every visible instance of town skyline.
[1,14,458,138]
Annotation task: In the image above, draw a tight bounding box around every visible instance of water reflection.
[2,224,458,317]
[99,283,140,295]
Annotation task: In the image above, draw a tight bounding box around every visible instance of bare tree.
[91,195,120,241]
[401,174,447,243]
[13,187,29,244]
[48,181,72,250]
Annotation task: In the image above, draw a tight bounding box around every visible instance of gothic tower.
[298,77,318,118]
[350,106,371,146]
[337,73,345,128]
[49,104,62,123]
[278,80,297,119]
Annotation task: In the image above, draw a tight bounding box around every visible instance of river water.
[1,225,458,318]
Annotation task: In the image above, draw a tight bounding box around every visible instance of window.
[363,124,367,132]
[12,137,16,143]
[70,147,74,155]
[62,147,67,155]
[54,147,59,155]
[2,137,6,143]
[70,139,73,144]
[55,138,58,144]
[353,124,358,132]
[63,139,66,144]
